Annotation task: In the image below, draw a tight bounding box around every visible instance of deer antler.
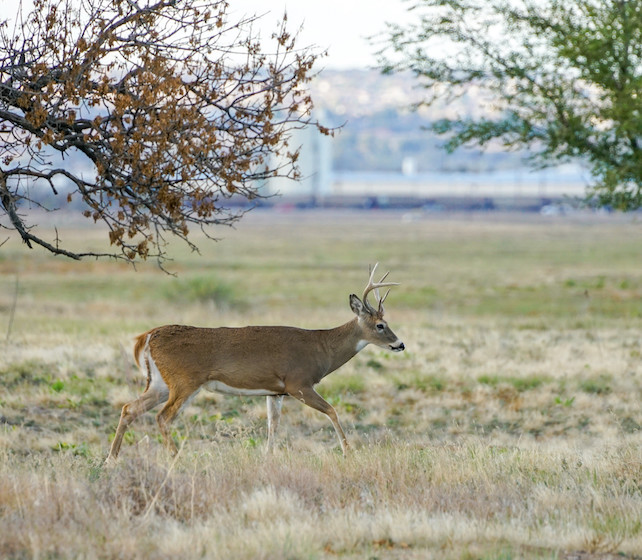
[362,263,399,316]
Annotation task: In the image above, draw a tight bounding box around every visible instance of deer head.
[349,263,405,352]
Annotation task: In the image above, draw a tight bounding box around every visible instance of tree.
[380,0,642,209]
[1,0,324,264]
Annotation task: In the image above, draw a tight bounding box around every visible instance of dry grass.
[0,443,640,559]
[1,210,642,559]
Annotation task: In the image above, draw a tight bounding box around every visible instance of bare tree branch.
[0,0,326,265]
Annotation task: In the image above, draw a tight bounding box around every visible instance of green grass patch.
[161,274,243,308]
[579,373,613,395]
[365,358,384,371]
[318,373,366,399]
[477,373,551,392]
[393,371,447,393]
[1,360,54,388]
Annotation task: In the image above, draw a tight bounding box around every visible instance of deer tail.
[133,330,154,392]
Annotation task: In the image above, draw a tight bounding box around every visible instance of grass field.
[1,210,642,559]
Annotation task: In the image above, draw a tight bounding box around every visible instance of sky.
[229,0,412,69]
[2,0,413,69]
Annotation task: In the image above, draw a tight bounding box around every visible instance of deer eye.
[376,323,385,331]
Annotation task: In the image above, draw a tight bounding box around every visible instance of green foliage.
[50,379,65,393]
[243,437,259,449]
[54,441,91,458]
[554,396,575,407]
[381,0,642,209]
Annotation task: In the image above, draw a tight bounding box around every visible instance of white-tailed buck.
[105,264,404,462]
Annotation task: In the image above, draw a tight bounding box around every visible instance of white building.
[262,119,332,199]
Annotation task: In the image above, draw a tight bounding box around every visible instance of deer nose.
[390,341,405,352]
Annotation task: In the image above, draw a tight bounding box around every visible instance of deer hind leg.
[291,386,349,456]
[156,384,201,455]
[266,395,284,453]
[105,387,168,464]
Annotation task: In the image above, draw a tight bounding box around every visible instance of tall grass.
[1,441,640,559]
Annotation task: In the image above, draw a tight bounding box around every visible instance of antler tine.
[362,263,400,315]
[380,288,391,306]
[377,288,391,315]
[367,262,378,285]
[373,270,390,303]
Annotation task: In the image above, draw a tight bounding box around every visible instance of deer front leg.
[266,395,284,453]
[291,386,349,456]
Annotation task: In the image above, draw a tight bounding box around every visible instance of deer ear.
[349,294,367,316]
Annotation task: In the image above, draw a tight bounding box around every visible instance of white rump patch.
[355,340,369,352]
[204,380,280,397]
[146,352,169,395]
[145,340,169,398]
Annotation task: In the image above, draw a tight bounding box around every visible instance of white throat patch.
[355,340,369,352]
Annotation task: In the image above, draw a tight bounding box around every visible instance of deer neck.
[320,318,366,376]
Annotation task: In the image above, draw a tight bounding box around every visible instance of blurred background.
[226,0,588,211]
[3,0,588,213]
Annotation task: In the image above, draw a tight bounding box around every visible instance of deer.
[105,264,404,463]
